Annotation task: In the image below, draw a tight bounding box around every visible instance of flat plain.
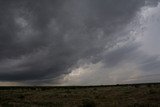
[0,83,160,107]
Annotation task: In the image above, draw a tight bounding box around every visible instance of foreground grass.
[0,83,160,107]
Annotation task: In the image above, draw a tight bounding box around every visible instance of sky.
[0,0,160,86]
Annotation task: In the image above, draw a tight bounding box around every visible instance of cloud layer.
[0,0,160,85]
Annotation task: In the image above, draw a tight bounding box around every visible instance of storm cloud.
[0,0,160,85]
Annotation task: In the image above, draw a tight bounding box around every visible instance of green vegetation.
[0,83,160,107]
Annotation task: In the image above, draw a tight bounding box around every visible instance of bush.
[81,99,96,107]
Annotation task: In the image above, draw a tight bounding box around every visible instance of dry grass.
[0,83,160,107]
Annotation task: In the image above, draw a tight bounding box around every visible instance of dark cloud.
[102,43,139,67]
[0,0,159,84]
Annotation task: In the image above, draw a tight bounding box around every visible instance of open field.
[0,83,160,107]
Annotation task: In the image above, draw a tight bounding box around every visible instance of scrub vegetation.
[0,83,160,107]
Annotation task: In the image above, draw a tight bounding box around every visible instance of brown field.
[0,83,160,107]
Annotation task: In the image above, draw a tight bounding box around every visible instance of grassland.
[0,83,160,107]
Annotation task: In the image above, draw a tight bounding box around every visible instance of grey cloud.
[0,0,159,84]
[139,56,160,73]
[102,43,139,67]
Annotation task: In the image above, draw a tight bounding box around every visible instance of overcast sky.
[0,0,160,86]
